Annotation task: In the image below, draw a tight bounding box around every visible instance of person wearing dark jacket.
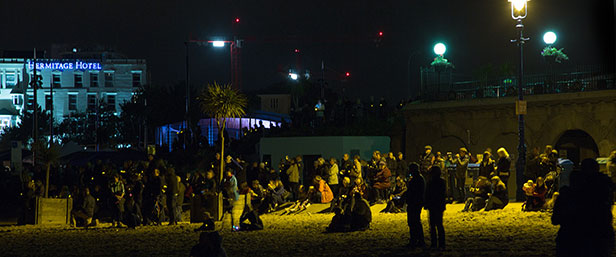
[164,168,179,225]
[485,176,508,211]
[71,187,96,227]
[405,162,426,248]
[494,148,511,192]
[425,166,446,250]
[552,159,614,257]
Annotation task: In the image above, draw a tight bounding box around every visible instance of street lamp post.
[183,39,240,149]
[509,0,529,201]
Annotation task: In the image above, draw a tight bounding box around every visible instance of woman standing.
[495,148,511,194]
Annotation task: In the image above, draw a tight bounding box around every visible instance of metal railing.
[423,68,616,101]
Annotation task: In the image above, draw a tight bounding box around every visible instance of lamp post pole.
[184,41,190,150]
[515,18,527,201]
[509,0,530,201]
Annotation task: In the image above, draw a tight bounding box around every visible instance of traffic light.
[378,31,383,37]
[345,72,350,77]
[235,17,240,23]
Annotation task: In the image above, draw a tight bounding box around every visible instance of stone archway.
[554,129,599,165]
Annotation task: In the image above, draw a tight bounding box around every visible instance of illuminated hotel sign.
[27,60,102,70]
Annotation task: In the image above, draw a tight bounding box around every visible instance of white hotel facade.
[0,50,147,132]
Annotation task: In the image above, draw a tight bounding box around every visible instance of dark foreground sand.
[0,202,614,257]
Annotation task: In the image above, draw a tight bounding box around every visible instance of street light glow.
[434,43,446,56]
[289,73,298,80]
[511,0,527,11]
[543,31,557,45]
[212,41,226,47]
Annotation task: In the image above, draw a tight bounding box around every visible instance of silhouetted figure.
[425,166,446,250]
[552,159,614,257]
[190,231,227,257]
[405,162,426,248]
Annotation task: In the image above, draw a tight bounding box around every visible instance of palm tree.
[198,82,247,182]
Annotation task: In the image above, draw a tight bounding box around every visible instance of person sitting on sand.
[382,176,407,213]
[308,176,334,204]
[71,187,96,227]
[462,176,491,212]
[485,176,508,211]
[190,231,227,257]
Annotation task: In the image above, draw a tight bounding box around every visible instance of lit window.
[26,94,34,109]
[5,72,17,88]
[52,73,61,88]
[90,73,98,87]
[74,73,83,88]
[68,94,77,111]
[104,71,114,87]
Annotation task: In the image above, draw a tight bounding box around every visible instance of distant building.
[258,94,291,115]
[0,46,146,132]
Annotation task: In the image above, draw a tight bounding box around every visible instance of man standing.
[327,158,340,198]
[420,146,435,178]
[405,163,426,248]
[425,166,447,250]
[286,159,300,200]
[451,148,469,202]
[165,168,179,225]
[110,174,125,228]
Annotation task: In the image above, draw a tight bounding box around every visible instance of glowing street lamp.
[289,73,299,80]
[433,43,446,56]
[212,41,226,47]
[543,31,557,45]
[509,0,528,19]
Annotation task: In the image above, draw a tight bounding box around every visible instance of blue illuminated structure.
[155,111,290,151]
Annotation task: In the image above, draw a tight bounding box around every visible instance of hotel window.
[104,71,114,87]
[87,94,97,112]
[107,94,116,111]
[12,95,23,106]
[74,73,83,88]
[90,72,98,87]
[45,95,52,111]
[68,94,77,111]
[5,72,17,88]
[26,94,34,109]
[132,72,141,87]
[52,73,61,88]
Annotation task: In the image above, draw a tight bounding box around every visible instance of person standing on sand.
[424,166,446,250]
[405,162,426,248]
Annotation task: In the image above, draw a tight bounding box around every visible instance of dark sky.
[2,0,614,101]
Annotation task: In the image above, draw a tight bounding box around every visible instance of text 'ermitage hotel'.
[0,45,147,132]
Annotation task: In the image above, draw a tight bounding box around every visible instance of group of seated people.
[461,176,509,212]
[522,177,548,211]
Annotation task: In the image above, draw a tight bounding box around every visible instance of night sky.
[1,0,614,101]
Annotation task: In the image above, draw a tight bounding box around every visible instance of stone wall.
[403,90,616,196]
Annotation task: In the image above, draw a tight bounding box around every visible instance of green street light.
[543,31,557,45]
[433,43,446,56]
